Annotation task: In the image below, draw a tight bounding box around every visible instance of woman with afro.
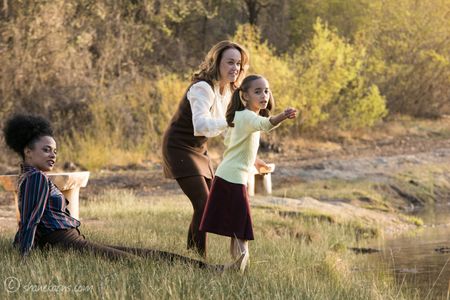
[3,114,245,270]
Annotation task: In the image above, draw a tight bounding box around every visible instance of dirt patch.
[273,148,450,184]
[83,169,181,198]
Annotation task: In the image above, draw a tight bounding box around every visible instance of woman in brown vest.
[162,41,249,257]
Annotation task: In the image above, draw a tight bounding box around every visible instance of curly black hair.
[3,114,54,158]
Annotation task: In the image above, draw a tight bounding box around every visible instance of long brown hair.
[226,75,275,127]
[192,40,249,91]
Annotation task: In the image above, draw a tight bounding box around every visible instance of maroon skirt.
[199,176,254,240]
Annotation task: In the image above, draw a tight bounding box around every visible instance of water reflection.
[368,203,450,298]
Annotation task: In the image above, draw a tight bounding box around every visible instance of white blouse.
[187,81,231,137]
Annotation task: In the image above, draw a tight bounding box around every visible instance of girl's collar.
[245,107,260,114]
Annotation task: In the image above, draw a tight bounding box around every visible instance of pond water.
[367,204,450,298]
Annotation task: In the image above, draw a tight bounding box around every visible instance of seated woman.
[4,114,244,271]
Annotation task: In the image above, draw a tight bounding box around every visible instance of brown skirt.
[200,176,254,240]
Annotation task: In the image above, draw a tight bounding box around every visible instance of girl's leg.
[176,176,211,257]
[230,237,241,260]
[236,239,250,272]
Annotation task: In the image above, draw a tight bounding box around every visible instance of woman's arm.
[18,172,50,257]
[187,81,228,137]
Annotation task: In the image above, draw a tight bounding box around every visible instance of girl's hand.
[269,108,298,126]
[254,158,269,174]
[284,108,297,119]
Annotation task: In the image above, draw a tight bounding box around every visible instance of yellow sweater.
[215,109,277,185]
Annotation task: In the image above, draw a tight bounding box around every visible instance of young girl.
[199,75,297,272]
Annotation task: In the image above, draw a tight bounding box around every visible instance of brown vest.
[161,81,215,179]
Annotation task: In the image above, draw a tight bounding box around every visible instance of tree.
[363,0,450,117]
[287,0,373,51]
[242,0,270,25]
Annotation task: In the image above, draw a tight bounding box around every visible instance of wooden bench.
[0,172,90,222]
[247,163,275,196]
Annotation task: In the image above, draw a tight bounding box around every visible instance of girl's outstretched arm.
[269,108,297,126]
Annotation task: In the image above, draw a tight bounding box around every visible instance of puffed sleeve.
[17,172,50,257]
[187,81,228,137]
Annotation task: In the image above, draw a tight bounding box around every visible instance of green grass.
[398,214,424,227]
[0,189,418,299]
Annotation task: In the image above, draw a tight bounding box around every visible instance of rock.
[348,247,381,254]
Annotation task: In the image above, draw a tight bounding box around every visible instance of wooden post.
[247,163,275,196]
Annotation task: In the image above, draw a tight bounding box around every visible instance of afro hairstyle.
[3,114,54,158]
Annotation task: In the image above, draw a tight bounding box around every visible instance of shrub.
[364,0,450,117]
[290,18,387,130]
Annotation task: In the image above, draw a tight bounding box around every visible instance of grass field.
[0,189,422,299]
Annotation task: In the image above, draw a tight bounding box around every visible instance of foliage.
[362,0,450,117]
[287,0,373,50]
[59,74,188,169]
[291,19,387,129]
[0,0,448,168]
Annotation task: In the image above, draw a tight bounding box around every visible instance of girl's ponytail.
[226,87,246,127]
